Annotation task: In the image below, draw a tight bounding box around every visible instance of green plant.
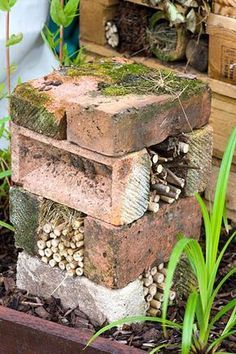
[86,128,236,354]
[0,0,21,232]
[47,0,82,65]
[162,127,236,353]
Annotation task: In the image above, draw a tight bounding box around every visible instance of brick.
[17,252,146,326]
[9,187,43,255]
[11,60,211,157]
[83,197,201,288]
[11,124,151,226]
[10,72,99,140]
[66,86,211,157]
[182,124,213,196]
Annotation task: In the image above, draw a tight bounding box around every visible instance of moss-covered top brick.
[66,59,207,99]
[10,83,66,139]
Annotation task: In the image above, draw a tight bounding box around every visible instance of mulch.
[0,209,235,353]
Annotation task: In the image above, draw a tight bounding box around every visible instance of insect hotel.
[80,0,236,223]
[10,58,213,324]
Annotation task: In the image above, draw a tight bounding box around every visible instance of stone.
[83,197,202,288]
[16,252,146,326]
[11,60,211,157]
[11,124,151,226]
[9,186,43,255]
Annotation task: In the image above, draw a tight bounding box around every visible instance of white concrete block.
[16,251,146,326]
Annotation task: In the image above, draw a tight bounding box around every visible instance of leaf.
[0,0,10,11]
[10,62,17,74]
[64,0,80,27]
[162,237,193,335]
[0,0,16,11]
[6,32,23,47]
[0,82,6,100]
[182,292,198,354]
[9,0,16,8]
[165,0,185,25]
[86,316,182,348]
[50,0,67,27]
[0,169,11,179]
[0,220,14,231]
[186,9,197,33]
[176,0,198,7]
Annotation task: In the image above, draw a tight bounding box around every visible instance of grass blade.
[0,220,14,231]
[162,237,193,334]
[181,291,198,354]
[86,316,181,348]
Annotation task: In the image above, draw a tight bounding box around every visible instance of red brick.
[11,60,211,157]
[83,197,201,288]
[67,88,211,157]
[11,124,151,226]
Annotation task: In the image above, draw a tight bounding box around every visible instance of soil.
[0,207,235,353]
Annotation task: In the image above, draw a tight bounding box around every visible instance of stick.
[6,11,10,97]
[153,272,164,284]
[150,299,161,309]
[148,201,159,213]
[59,0,64,65]
[160,195,175,204]
[152,183,170,194]
[166,168,185,188]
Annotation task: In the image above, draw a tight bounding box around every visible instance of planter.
[0,306,144,354]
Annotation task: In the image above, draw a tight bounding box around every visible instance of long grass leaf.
[195,193,212,273]
[0,220,14,231]
[211,128,236,265]
[162,238,193,334]
[207,330,236,353]
[182,292,198,354]
[209,300,236,331]
[86,316,182,348]
[0,169,11,179]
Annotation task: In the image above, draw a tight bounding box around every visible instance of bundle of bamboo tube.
[36,201,85,277]
[105,21,119,48]
[148,136,189,213]
[139,262,176,316]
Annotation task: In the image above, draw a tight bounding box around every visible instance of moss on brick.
[10,186,42,255]
[66,59,206,99]
[10,83,66,139]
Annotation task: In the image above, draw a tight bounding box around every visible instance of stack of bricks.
[10,58,212,325]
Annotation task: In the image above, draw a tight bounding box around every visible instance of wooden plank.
[0,306,144,354]
[80,0,119,46]
[210,106,236,164]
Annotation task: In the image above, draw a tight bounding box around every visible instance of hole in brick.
[103,252,107,258]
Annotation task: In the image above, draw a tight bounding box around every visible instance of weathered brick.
[11,124,151,226]
[83,197,202,288]
[11,60,211,156]
[9,186,43,255]
[67,86,211,157]
[182,125,213,196]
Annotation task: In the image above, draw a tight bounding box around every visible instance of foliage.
[41,25,86,66]
[50,0,80,28]
[0,0,17,11]
[162,127,236,353]
[86,128,236,354]
[0,0,19,233]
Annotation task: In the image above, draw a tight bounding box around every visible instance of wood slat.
[0,306,144,354]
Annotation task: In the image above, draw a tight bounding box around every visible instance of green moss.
[13,82,50,107]
[66,59,206,99]
[10,83,66,139]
